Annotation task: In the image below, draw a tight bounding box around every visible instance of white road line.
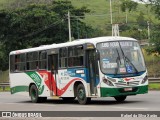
[111,106,149,110]
[69,105,149,110]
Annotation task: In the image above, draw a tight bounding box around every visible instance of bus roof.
[10,36,137,55]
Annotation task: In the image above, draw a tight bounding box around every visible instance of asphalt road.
[0,91,160,120]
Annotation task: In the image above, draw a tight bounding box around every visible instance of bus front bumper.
[100,85,148,97]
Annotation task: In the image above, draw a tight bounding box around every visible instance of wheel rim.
[78,88,85,100]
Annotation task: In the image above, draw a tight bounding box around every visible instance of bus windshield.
[97,41,146,75]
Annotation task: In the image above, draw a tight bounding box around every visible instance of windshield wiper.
[114,48,121,75]
[118,42,139,74]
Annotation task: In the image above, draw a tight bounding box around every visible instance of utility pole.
[68,11,72,42]
[125,0,128,23]
[77,18,79,39]
[125,11,127,23]
[109,0,113,24]
[125,9,128,23]
[112,24,119,36]
[147,21,150,40]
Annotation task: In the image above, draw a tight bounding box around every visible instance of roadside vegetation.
[0,86,10,92]
[142,49,160,77]
[149,83,160,90]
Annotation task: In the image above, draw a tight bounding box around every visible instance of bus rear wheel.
[76,84,91,105]
[114,96,127,102]
[29,84,47,103]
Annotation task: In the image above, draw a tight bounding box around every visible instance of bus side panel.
[10,73,33,94]
[37,71,52,97]
[58,68,89,97]
[10,71,51,97]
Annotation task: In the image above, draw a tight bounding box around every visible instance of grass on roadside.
[0,86,10,92]
[149,83,160,90]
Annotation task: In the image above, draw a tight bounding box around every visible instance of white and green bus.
[9,36,148,104]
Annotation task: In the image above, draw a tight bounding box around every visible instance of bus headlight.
[141,76,148,84]
[103,77,114,86]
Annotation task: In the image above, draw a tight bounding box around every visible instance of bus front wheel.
[76,84,91,105]
[114,96,127,102]
[29,84,47,103]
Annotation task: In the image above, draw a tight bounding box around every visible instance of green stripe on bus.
[25,71,44,95]
[10,86,29,94]
[101,85,148,97]
[26,71,42,88]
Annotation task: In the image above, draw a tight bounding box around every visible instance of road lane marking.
[112,106,149,110]
[68,105,149,110]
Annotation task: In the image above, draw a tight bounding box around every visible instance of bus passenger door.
[48,54,59,96]
[86,49,99,96]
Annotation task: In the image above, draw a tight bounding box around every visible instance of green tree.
[120,0,138,12]
[140,0,160,54]
[0,0,96,70]
[5,0,53,9]
[136,11,147,28]
[140,0,160,19]
[146,25,160,55]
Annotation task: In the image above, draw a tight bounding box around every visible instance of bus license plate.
[124,88,132,91]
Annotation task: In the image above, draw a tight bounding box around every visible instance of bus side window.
[68,57,73,67]
[59,48,67,68]
[15,64,18,71]
[10,55,15,72]
[39,50,47,70]
[14,54,26,72]
[36,61,39,70]
[26,52,39,70]
[15,55,19,63]
[68,45,84,67]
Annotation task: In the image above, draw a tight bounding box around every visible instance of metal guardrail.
[0,82,10,91]
[0,78,160,91]
[148,78,160,83]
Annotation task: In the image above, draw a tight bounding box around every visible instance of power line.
[17,20,63,40]
[70,13,110,18]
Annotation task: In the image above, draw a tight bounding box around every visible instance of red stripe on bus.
[38,71,82,96]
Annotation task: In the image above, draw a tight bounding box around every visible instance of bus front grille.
[114,81,140,87]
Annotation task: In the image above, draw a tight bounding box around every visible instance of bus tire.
[114,96,127,102]
[76,84,91,105]
[30,84,41,103]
